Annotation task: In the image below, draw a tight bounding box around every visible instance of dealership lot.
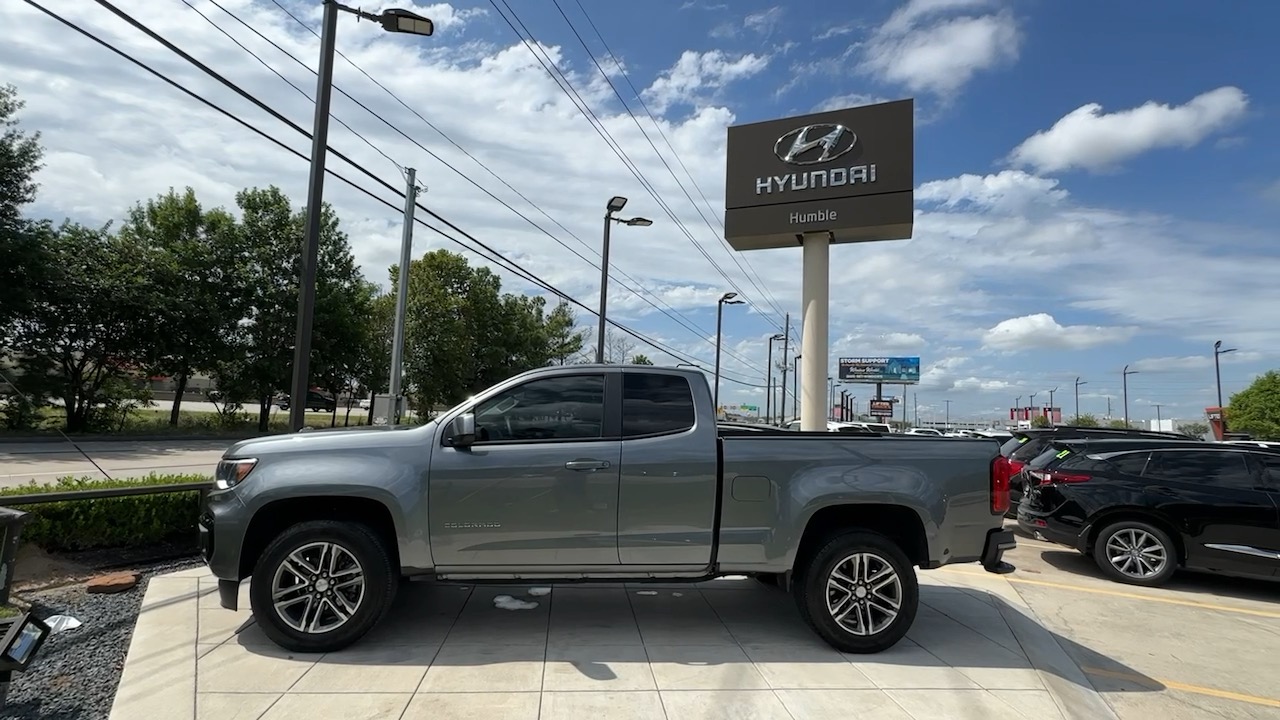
[993,522,1280,718]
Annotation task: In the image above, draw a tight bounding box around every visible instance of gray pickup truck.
[199,365,1015,655]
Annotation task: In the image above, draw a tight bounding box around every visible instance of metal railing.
[0,481,212,506]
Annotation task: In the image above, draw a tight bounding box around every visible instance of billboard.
[869,399,895,417]
[838,357,920,384]
[723,99,914,251]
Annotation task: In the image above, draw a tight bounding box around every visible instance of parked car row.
[1008,427,1280,587]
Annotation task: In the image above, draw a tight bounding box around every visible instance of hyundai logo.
[774,123,857,165]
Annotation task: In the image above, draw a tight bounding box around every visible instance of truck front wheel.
[249,520,397,653]
[794,531,919,654]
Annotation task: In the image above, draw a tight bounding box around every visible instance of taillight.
[1031,470,1092,485]
[991,456,1012,514]
[1008,458,1026,475]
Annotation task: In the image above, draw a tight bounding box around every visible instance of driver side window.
[472,374,605,443]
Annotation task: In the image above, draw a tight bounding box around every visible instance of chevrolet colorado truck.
[199,365,1015,655]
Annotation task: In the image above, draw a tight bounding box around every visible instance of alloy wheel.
[826,552,902,636]
[1105,528,1168,579]
[270,541,366,634]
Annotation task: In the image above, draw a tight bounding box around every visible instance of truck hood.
[223,422,434,458]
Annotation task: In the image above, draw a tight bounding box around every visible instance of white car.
[904,428,944,436]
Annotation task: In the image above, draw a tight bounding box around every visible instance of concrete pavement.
[107,567,1119,720]
[0,439,229,488]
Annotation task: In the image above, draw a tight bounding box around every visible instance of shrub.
[0,473,211,552]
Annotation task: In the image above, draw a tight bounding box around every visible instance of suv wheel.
[1093,520,1177,587]
[249,520,397,653]
[793,531,918,654]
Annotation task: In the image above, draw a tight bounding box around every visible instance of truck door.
[617,370,720,566]
[429,372,622,567]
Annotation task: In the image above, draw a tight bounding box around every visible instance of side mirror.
[447,413,476,447]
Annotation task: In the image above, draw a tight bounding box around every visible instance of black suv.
[999,426,1199,514]
[1016,438,1280,587]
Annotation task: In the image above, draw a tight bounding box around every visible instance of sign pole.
[800,233,830,432]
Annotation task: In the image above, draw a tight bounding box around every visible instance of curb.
[0,434,255,445]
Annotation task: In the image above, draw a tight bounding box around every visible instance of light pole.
[1074,377,1086,423]
[944,399,951,430]
[1155,403,1163,426]
[766,333,783,423]
[1047,386,1058,426]
[1014,396,1021,424]
[595,196,653,363]
[1123,364,1139,428]
[713,292,743,417]
[1214,340,1236,431]
[1029,393,1037,423]
[289,1,435,432]
[792,354,801,421]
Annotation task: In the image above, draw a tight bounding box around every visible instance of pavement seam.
[536,586,553,720]
[985,575,1121,720]
[401,582,472,718]
[695,585,798,720]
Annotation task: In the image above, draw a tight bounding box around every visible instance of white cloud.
[1130,351,1261,373]
[1260,179,1280,204]
[982,314,1136,352]
[743,7,785,36]
[1009,86,1250,173]
[811,93,891,113]
[916,170,1067,212]
[861,0,1020,98]
[816,24,855,40]
[643,50,770,114]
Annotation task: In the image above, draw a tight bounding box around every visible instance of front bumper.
[199,490,250,610]
[981,527,1017,574]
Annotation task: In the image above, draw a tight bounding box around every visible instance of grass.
[2,403,376,439]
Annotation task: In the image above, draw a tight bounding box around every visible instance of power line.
[485,0,781,328]
[31,0,767,387]
[556,0,789,323]
[238,0,766,374]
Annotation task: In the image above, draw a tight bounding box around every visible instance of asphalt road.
[0,438,231,488]
[981,520,1280,719]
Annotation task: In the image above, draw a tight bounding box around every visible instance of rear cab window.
[622,373,695,438]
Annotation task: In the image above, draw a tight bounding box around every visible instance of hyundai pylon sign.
[723,99,914,251]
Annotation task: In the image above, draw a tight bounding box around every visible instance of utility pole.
[944,399,951,429]
[385,168,418,425]
[1106,395,1112,419]
[1155,403,1163,426]
[913,393,918,426]
[779,314,790,425]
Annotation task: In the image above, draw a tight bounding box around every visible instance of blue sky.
[3,0,1278,424]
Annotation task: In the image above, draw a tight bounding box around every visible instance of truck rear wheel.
[793,531,918,654]
[249,520,397,653]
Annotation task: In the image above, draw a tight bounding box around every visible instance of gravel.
[3,554,204,720]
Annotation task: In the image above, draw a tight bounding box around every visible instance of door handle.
[565,459,610,471]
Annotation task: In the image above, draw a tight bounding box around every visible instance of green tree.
[399,249,567,409]
[220,186,362,431]
[1227,370,1280,440]
[118,187,250,425]
[545,301,586,365]
[1031,415,1050,428]
[0,84,51,348]
[9,221,154,431]
[1071,413,1099,427]
[631,354,653,365]
[1178,420,1209,438]
[1107,419,1132,429]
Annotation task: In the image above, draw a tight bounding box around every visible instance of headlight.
[214,458,258,490]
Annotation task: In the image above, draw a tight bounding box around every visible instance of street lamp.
[1074,377,1086,423]
[289,0,435,432]
[1214,340,1237,431]
[712,292,744,417]
[766,333,784,423]
[595,195,653,363]
[1123,364,1140,428]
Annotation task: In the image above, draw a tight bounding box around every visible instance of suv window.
[1103,451,1150,476]
[1260,454,1280,486]
[623,373,695,438]
[473,374,605,442]
[1000,435,1029,456]
[1010,436,1054,462]
[1147,450,1254,488]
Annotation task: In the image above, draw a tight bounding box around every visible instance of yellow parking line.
[1082,666,1280,709]
[938,567,1280,619]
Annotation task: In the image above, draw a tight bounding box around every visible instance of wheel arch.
[793,503,929,581]
[239,495,401,580]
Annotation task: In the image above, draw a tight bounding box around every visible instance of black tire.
[1092,519,1177,587]
[793,531,919,654]
[249,520,397,653]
